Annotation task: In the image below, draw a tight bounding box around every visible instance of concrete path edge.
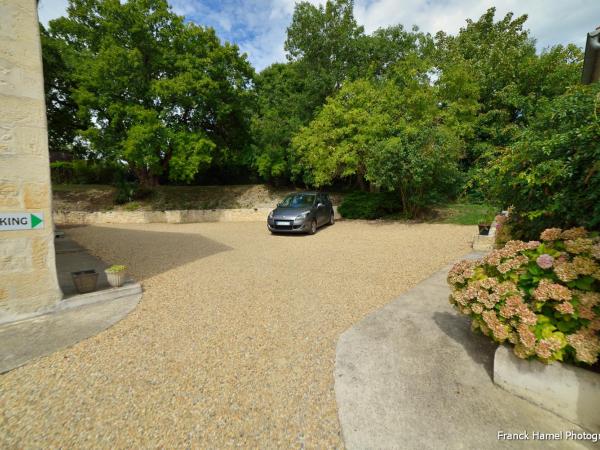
[334,256,593,449]
[494,345,600,433]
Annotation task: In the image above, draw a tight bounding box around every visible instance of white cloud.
[354,0,600,51]
[36,0,600,70]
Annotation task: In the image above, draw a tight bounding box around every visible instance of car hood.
[272,207,311,219]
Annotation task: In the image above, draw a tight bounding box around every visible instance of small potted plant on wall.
[105,264,127,288]
[477,220,491,235]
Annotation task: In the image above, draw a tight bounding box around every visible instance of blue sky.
[38,0,600,71]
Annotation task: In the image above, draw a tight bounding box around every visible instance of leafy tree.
[486,83,600,239]
[285,0,364,113]
[367,127,462,217]
[435,7,583,201]
[359,25,434,79]
[292,56,464,214]
[250,63,311,181]
[252,3,433,184]
[46,0,253,185]
[291,79,399,189]
[41,25,88,156]
[435,8,535,116]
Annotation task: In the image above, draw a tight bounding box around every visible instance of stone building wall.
[0,0,62,321]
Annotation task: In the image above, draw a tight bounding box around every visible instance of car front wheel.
[329,210,335,225]
[308,219,317,235]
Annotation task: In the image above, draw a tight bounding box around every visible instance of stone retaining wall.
[54,207,341,225]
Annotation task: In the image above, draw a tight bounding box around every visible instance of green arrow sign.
[31,214,43,229]
[0,212,45,231]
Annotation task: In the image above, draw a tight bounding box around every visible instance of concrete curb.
[494,345,600,433]
[0,281,142,326]
[0,286,142,374]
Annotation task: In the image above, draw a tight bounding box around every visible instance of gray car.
[267,192,334,234]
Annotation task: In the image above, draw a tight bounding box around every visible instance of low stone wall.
[494,345,600,432]
[54,206,341,225]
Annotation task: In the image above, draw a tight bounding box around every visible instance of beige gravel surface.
[1,221,474,448]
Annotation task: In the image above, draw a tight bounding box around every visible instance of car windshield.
[280,194,315,208]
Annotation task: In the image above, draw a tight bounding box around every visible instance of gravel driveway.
[1,221,474,448]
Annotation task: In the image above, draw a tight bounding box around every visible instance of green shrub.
[114,180,137,205]
[486,83,600,239]
[448,227,600,366]
[338,191,402,219]
[50,160,126,184]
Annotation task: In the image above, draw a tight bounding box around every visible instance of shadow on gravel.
[433,311,497,380]
[65,225,232,282]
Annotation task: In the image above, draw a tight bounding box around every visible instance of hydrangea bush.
[448,227,600,365]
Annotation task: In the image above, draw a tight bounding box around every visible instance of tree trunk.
[355,172,369,191]
[135,167,158,188]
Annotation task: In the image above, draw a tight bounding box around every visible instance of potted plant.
[105,264,127,288]
[71,269,99,294]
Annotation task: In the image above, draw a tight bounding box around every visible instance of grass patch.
[436,203,498,225]
[122,201,142,211]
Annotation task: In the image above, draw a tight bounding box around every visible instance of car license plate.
[276,221,290,226]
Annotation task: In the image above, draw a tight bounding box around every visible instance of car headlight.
[268,210,274,219]
[295,211,309,220]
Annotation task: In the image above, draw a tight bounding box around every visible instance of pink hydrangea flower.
[555,301,574,315]
[561,227,588,240]
[536,254,554,269]
[540,228,562,241]
[567,330,600,365]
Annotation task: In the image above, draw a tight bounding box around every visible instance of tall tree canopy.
[251,0,432,184]
[292,54,464,214]
[46,0,254,185]
[435,8,583,166]
[285,0,364,110]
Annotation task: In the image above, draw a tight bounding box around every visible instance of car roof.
[291,191,327,195]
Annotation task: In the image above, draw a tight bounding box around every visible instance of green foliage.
[291,57,465,216]
[257,0,434,186]
[285,0,364,109]
[41,26,89,156]
[292,79,400,187]
[45,0,253,186]
[114,179,138,205]
[435,7,583,197]
[486,83,600,239]
[337,191,401,219]
[50,160,126,184]
[250,63,309,180]
[106,265,126,273]
[367,127,462,217]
